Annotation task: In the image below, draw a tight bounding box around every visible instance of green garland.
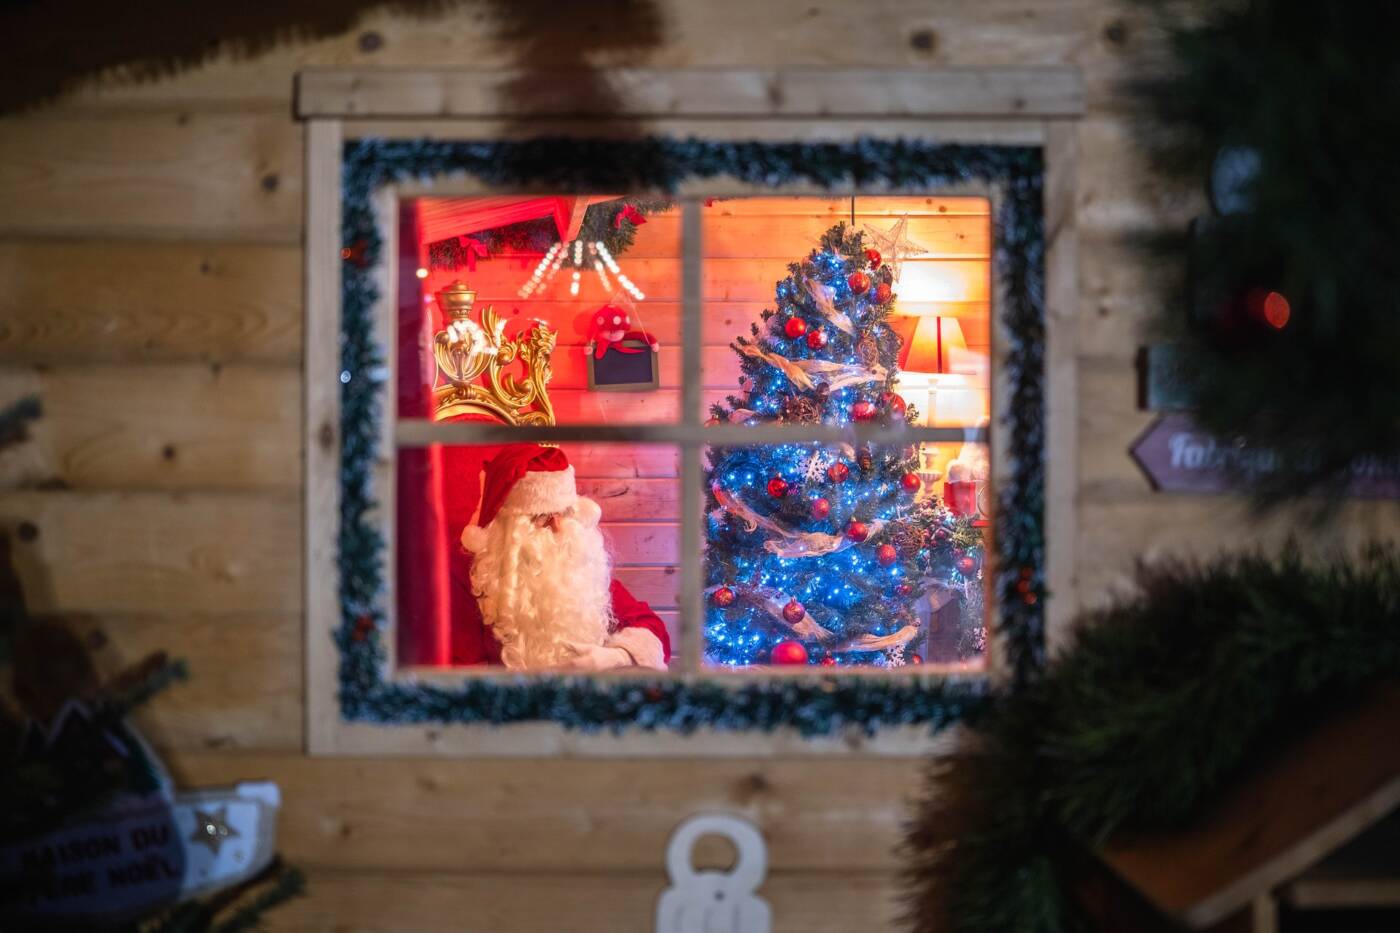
[904,546,1400,932]
[1133,0,1400,503]
[337,136,1046,731]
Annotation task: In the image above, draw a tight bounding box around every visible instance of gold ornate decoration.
[431,281,556,425]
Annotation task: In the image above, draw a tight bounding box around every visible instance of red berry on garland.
[352,613,374,642]
[847,271,871,295]
[767,476,789,498]
[877,543,898,566]
[826,462,850,483]
[882,392,907,419]
[810,497,831,519]
[846,520,870,543]
[874,282,893,304]
[782,600,806,624]
[711,586,736,608]
[805,328,827,350]
[957,555,978,577]
[771,639,809,665]
[895,582,914,598]
[820,656,837,667]
[865,248,882,268]
[784,317,808,339]
[900,472,921,493]
[851,400,878,422]
[910,653,923,665]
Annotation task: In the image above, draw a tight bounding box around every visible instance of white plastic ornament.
[655,814,771,933]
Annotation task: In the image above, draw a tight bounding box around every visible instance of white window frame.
[298,68,1083,757]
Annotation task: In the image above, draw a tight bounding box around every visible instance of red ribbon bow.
[457,236,490,271]
[613,204,647,229]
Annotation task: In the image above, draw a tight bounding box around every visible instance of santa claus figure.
[459,444,670,671]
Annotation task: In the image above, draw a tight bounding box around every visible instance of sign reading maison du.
[1130,414,1400,498]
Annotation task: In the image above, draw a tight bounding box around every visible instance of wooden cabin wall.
[2,2,1397,930]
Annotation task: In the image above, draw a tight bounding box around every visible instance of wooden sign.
[1130,414,1400,498]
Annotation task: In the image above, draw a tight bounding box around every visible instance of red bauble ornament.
[957,555,978,576]
[933,526,952,545]
[847,271,871,295]
[820,656,837,667]
[781,600,806,624]
[865,248,882,268]
[767,476,789,498]
[877,543,898,566]
[771,640,809,665]
[895,582,914,598]
[784,317,808,339]
[882,392,907,419]
[900,472,921,493]
[826,462,850,483]
[711,586,736,608]
[846,520,870,543]
[805,328,827,350]
[874,282,893,304]
[851,400,878,422]
[810,497,831,519]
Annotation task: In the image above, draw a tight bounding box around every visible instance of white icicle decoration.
[804,278,855,335]
[736,342,816,390]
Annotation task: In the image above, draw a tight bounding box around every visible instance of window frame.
[299,69,1083,757]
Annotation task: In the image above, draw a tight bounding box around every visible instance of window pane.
[698,195,992,670]
[703,441,988,669]
[396,442,681,671]
[396,196,683,425]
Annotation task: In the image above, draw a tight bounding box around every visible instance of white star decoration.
[190,806,239,855]
[861,215,928,282]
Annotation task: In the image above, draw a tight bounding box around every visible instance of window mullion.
[679,198,705,676]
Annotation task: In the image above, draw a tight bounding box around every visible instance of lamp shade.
[894,315,967,374]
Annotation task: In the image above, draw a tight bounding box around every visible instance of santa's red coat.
[449,546,671,666]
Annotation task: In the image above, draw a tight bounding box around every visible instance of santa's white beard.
[469,501,615,669]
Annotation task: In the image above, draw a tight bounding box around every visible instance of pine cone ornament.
[856,334,880,367]
[781,393,823,424]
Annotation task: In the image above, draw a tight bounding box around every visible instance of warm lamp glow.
[895,316,968,374]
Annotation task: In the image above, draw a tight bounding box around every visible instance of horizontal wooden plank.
[1076,498,1400,610]
[49,611,302,751]
[472,300,990,352]
[0,114,301,238]
[437,210,990,260]
[601,522,679,566]
[297,67,1084,118]
[433,255,991,304]
[0,364,300,491]
[263,868,900,932]
[167,749,924,872]
[614,566,681,609]
[1077,232,1180,358]
[0,239,302,364]
[1076,117,1205,238]
[0,491,301,614]
[578,477,680,519]
[557,443,680,479]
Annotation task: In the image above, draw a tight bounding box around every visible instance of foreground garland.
[904,546,1400,932]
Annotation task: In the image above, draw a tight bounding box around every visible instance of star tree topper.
[861,215,928,282]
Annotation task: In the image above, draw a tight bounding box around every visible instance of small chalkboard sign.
[587,339,660,392]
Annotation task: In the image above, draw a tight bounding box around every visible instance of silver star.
[861,215,928,282]
[190,806,239,855]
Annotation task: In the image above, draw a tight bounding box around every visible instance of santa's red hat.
[461,444,578,551]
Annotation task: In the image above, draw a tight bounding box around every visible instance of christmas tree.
[704,224,985,667]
